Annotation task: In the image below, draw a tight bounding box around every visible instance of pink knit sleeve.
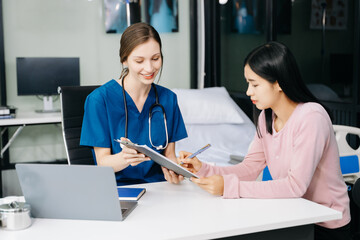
[237,111,332,198]
[196,133,267,198]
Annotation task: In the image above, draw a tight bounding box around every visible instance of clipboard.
[120,141,199,179]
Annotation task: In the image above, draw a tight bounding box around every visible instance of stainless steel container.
[0,201,32,230]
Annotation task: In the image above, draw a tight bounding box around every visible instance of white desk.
[0,111,61,127]
[0,111,62,197]
[0,111,61,158]
[0,181,341,240]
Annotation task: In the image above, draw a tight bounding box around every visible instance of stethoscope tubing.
[121,76,168,150]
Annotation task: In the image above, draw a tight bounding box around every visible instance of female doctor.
[80,22,187,186]
[178,42,351,240]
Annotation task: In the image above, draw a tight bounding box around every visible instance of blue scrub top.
[80,79,187,185]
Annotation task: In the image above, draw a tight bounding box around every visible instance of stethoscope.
[121,76,169,150]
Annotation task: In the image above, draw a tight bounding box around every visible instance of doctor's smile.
[142,72,155,80]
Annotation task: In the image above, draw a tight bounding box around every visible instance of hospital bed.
[333,125,360,184]
[172,87,255,166]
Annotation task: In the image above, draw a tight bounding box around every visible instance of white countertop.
[0,180,341,240]
[0,111,61,126]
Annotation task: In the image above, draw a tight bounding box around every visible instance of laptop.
[15,164,137,221]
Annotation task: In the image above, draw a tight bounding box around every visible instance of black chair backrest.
[353,178,360,208]
[59,85,100,165]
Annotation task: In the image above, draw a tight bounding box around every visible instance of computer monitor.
[16,57,80,113]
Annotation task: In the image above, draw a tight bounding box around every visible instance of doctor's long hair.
[244,41,332,137]
[119,22,163,81]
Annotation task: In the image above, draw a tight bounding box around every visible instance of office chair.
[351,175,360,240]
[353,178,360,208]
[58,85,100,165]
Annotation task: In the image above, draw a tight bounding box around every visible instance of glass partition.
[220,0,266,92]
[278,0,354,103]
[220,0,291,92]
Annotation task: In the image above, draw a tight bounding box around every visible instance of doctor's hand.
[119,137,150,167]
[161,167,184,184]
[191,175,224,196]
[178,151,203,173]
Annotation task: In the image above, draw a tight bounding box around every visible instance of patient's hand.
[191,175,224,196]
[162,167,184,184]
[178,151,203,173]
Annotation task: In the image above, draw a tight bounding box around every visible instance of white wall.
[2,0,191,165]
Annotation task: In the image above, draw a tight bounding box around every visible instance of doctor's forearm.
[163,142,177,162]
[94,147,129,172]
[97,154,130,172]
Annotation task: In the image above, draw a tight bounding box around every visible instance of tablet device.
[120,141,199,179]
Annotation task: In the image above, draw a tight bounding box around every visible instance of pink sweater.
[197,102,350,229]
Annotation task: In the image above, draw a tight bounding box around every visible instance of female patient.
[178,42,351,240]
[80,22,187,186]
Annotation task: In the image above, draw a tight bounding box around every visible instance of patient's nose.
[246,86,252,96]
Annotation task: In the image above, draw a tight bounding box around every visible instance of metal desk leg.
[0,124,25,197]
[1,125,25,159]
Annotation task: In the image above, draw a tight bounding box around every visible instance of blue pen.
[180,144,211,165]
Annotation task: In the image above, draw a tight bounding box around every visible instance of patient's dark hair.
[243,41,332,136]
